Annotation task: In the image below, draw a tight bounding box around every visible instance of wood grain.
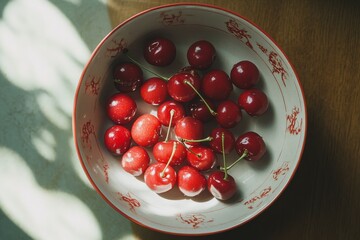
[106,0,360,239]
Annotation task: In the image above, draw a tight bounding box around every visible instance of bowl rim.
[72,2,307,236]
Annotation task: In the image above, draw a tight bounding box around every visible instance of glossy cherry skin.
[104,125,131,155]
[230,60,259,89]
[157,100,185,127]
[187,40,216,69]
[186,146,217,171]
[207,171,237,201]
[153,140,187,166]
[144,37,176,66]
[106,93,137,125]
[201,70,233,101]
[216,100,242,128]
[131,114,162,147]
[140,77,168,105]
[178,166,207,197]
[189,98,214,122]
[209,127,235,154]
[113,62,143,92]
[121,146,150,176]
[174,117,204,146]
[238,88,269,116]
[167,72,201,102]
[235,131,266,161]
[144,163,177,194]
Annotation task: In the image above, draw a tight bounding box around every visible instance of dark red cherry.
[153,140,186,166]
[178,166,207,197]
[131,114,162,147]
[186,146,217,171]
[144,163,177,193]
[207,171,237,201]
[167,72,201,102]
[189,98,215,122]
[140,77,168,105]
[230,60,259,89]
[201,70,233,101]
[216,100,242,128]
[235,131,266,161]
[144,37,176,66]
[209,127,235,154]
[174,117,204,146]
[121,146,150,176]
[106,93,137,125]
[187,40,216,69]
[238,88,269,116]
[113,62,143,92]
[157,100,185,127]
[104,125,131,155]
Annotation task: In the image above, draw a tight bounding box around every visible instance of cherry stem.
[184,80,217,116]
[178,140,202,158]
[160,141,177,178]
[221,132,229,180]
[123,50,169,81]
[164,109,175,142]
[220,149,249,171]
[178,136,213,143]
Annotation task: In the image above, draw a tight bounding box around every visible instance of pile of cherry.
[103,37,269,201]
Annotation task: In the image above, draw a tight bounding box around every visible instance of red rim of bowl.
[72,2,307,236]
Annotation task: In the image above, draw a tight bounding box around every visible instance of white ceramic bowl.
[73,3,306,236]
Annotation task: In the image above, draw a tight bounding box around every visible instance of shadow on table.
[0,0,132,240]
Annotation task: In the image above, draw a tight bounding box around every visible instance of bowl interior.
[73,4,306,235]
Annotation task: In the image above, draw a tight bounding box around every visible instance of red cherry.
[178,166,207,197]
[201,70,233,101]
[230,60,260,89]
[207,171,237,201]
[189,98,215,122]
[187,40,216,69]
[144,163,176,193]
[140,77,168,105]
[145,141,178,193]
[131,114,162,147]
[216,100,242,128]
[121,146,150,176]
[238,88,269,116]
[174,117,204,146]
[157,100,185,127]
[167,72,201,102]
[104,125,131,155]
[113,62,143,92]
[235,131,266,161]
[144,37,176,66]
[153,140,186,166]
[106,93,137,125]
[186,146,217,171]
[209,127,235,154]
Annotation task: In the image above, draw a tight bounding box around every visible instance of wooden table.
[107,0,360,239]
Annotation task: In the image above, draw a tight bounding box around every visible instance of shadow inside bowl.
[254,100,276,128]
[247,147,272,171]
[157,183,214,202]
